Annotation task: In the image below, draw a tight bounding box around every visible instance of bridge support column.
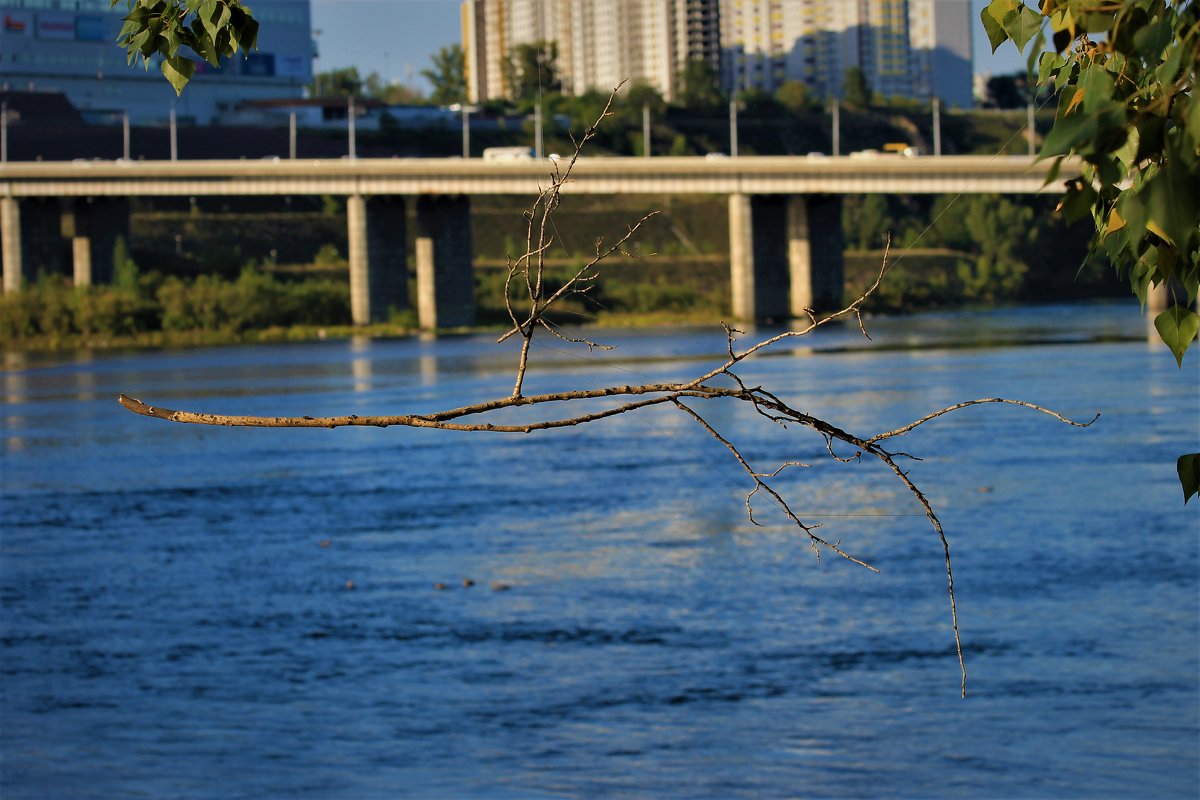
[788,194,844,314]
[347,194,409,325]
[1,197,20,294]
[415,195,474,330]
[729,193,790,322]
[0,197,68,292]
[63,198,131,286]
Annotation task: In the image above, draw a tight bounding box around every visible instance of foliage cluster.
[306,66,425,105]
[112,0,258,94]
[475,261,728,326]
[982,0,1199,502]
[843,192,1116,306]
[1,259,350,348]
[984,0,1199,364]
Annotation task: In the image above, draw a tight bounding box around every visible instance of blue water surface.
[2,302,1197,799]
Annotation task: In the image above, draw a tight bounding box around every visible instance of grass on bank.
[1,243,1126,352]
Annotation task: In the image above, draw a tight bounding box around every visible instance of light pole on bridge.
[729,98,738,158]
[932,97,941,157]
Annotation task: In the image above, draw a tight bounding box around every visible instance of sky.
[311,0,1027,96]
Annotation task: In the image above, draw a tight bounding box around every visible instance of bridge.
[1,155,1068,326]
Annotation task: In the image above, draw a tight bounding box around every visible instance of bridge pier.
[1,196,130,291]
[415,195,474,330]
[63,198,131,286]
[729,193,845,322]
[347,194,409,325]
[787,194,844,314]
[1,197,70,292]
[1,197,19,293]
[729,194,789,322]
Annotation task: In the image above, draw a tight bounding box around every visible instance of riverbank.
[1,248,1128,353]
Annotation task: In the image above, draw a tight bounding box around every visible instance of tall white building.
[462,0,720,103]
[908,0,973,106]
[463,0,971,106]
[0,0,313,123]
[722,0,973,106]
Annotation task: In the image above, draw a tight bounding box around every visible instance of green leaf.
[1061,179,1098,222]
[190,18,220,64]
[162,22,181,57]
[199,0,219,40]
[1141,166,1200,252]
[1052,26,1072,54]
[1039,50,1065,84]
[1040,105,1125,158]
[1095,155,1123,189]
[982,1,1014,51]
[1112,124,1140,173]
[1156,42,1184,85]
[1128,250,1155,306]
[230,11,258,53]
[161,53,195,95]
[1153,306,1199,366]
[1112,6,1150,56]
[1134,114,1166,163]
[1133,19,1173,61]
[1079,11,1113,33]
[1079,64,1114,113]
[1177,453,1200,505]
[1185,96,1200,152]
[1042,155,1064,187]
[1006,6,1045,51]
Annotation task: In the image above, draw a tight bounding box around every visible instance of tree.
[624,79,666,114]
[842,66,872,108]
[421,44,467,106]
[776,79,814,113]
[982,0,1199,502]
[844,195,893,250]
[309,66,363,98]
[984,72,1030,109]
[676,59,724,109]
[111,0,259,94]
[503,41,561,101]
[363,73,423,105]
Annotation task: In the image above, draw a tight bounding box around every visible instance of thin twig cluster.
[118,86,1097,697]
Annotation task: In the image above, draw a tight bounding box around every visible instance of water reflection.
[350,335,372,393]
[2,364,27,406]
[73,350,98,403]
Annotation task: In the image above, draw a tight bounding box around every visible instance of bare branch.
[114,86,1099,697]
[867,399,1100,445]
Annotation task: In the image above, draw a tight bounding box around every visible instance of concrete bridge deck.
[0,154,1066,198]
[1,155,1078,327]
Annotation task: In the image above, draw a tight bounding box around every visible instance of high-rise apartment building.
[463,0,971,107]
[908,0,973,106]
[0,0,313,123]
[462,0,720,103]
[722,0,972,105]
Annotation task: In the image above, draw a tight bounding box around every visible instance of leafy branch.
[982,0,1198,502]
[112,0,260,94]
[117,87,1099,696]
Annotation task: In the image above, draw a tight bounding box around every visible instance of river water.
[2,302,1197,799]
